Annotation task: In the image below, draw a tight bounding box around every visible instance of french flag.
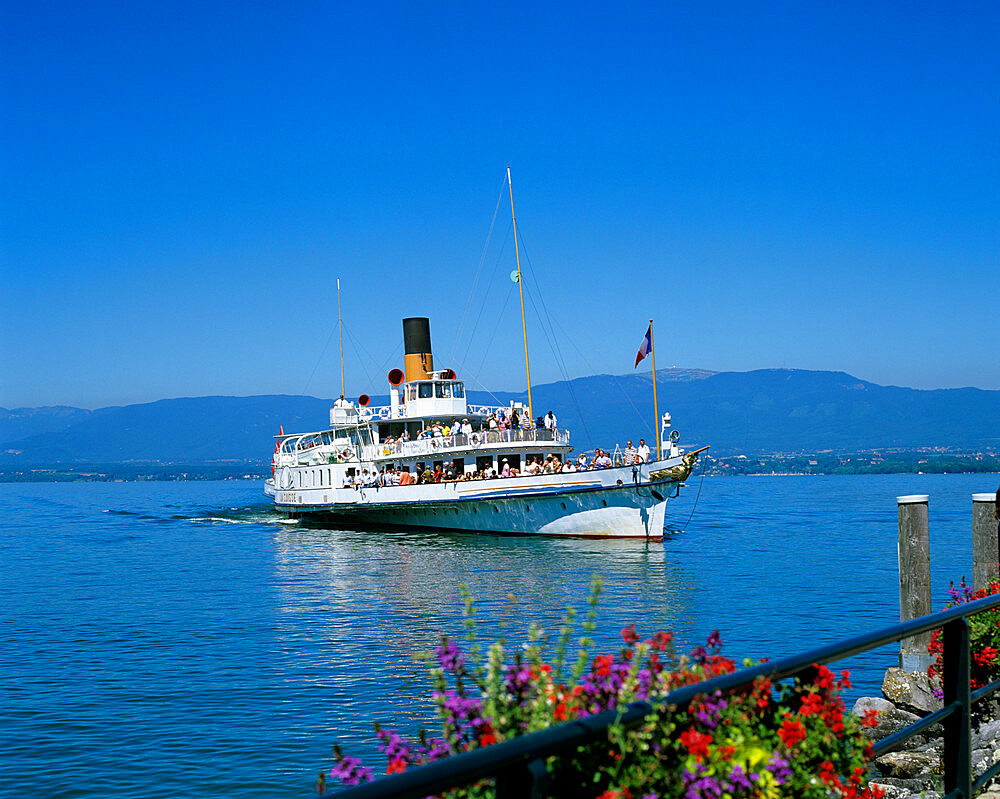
[634,324,652,368]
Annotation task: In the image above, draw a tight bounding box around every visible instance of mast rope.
[450,174,507,365]
[457,223,511,370]
[515,233,596,448]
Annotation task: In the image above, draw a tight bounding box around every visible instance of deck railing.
[372,429,570,460]
[331,592,1000,799]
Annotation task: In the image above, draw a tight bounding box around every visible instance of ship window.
[418,383,433,399]
[407,385,417,401]
[452,383,464,398]
[435,382,451,398]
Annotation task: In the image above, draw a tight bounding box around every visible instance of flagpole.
[508,166,534,425]
[650,319,661,461]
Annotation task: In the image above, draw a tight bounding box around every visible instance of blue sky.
[2,1,998,409]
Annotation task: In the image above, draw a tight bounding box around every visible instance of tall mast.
[650,318,661,461]
[337,277,345,400]
[507,166,534,424]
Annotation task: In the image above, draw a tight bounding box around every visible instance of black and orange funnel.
[402,317,434,382]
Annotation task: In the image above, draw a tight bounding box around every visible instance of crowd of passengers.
[342,438,652,488]
[380,408,559,446]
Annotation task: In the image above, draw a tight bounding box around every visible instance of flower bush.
[324,579,883,798]
[928,576,1000,714]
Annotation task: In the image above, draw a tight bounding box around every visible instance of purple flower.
[706,630,723,653]
[765,754,791,785]
[689,645,708,663]
[435,638,465,673]
[329,755,374,786]
[728,763,752,792]
[683,763,723,799]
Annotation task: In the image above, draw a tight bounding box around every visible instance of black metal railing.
[332,593,1000,799]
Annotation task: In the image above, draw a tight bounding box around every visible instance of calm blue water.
[1,474,996,797]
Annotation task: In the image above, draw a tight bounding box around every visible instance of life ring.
[669,430,680,443]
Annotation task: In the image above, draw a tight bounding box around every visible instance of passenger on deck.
[623,441,637,465]
[563,459,575,473]
[637,439,650,463]
[461,419,473,436]
[595,450,613,469]
[576,453,588,469]
[399,470,412,485]
[501,458,511,478]
[544,410,557,431]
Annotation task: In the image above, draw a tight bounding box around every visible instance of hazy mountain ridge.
[2,368,998,465]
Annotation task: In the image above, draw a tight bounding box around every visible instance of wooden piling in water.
[897,494,932,672]
[972,492,999,591]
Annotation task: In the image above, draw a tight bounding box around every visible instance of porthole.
[561,502,566,510]
[473,508,478,514]
[602,499,608,507]
[525,504,530,512]
[493,505,499,513]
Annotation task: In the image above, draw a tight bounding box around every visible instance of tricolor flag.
[634,324,652,368]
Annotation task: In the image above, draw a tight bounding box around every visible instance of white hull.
[266,460,683,539]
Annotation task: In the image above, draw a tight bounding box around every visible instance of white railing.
[355,403,529,422]
[369,428,570,460]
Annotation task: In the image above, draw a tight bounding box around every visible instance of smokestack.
[402,317,434,382]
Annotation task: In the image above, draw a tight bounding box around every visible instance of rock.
[882,667,942,716]
[869,777,934,798]
[868,782,910,799]
[873,751,939,779]
[976,718,1000,744]
[853,696,922,742]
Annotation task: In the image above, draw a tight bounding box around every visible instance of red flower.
[554,702,569,721]
[799,693,824,717]
[593,654,614,677]
[621,624,640,645]
[777,718,807,748]
[679,727,712,761]
[386,758,407,775]
[975,646,999,666]
[814,664,835,690]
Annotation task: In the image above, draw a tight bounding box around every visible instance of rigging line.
[302,321,340,396]
[522,283,596,449]
[544,310,651,435]
[514,234,596,448]
[516,230,650,434]
[342,325,378,392]
[474,281,518,383]
[459,222,512,369]
[344,321,402,381]
[450,174,508,364]
[678,458,707,532]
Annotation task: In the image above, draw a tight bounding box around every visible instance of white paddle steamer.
[264,317,701,539]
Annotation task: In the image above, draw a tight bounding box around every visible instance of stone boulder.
[873,751,939,779]
[853,697,922,742]
[882,667,941,716]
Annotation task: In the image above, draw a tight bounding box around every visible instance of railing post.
[897,495,932,672]
[972,492,999,591]
[942,616,971,798]
[495,757,549,799]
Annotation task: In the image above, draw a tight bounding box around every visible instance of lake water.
[2,473,996,797]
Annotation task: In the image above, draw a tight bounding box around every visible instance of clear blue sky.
[2,1,998,409]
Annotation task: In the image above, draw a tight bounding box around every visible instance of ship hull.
[268,462,682,539]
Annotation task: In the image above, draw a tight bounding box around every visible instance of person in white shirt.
[636,438,650,463]
[544,410,557,431]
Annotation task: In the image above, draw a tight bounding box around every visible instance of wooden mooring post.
[897,494,932,672]
[972,492,999,591]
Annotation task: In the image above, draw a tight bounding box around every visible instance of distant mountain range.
[3,368,999,467]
